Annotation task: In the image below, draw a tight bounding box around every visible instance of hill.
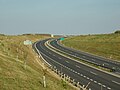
[0,34,74,90]
[62,33,120,61]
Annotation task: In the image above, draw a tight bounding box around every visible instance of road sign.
[24,40,32,45]
[60,38,65,41]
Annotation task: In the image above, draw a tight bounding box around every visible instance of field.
[0,34,74,90]
[62,33,120,61]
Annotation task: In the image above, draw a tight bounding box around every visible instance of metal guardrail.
[32,41,91,90]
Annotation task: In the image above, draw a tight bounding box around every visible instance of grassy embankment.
[62,33,120,61]
[0,34,75,90]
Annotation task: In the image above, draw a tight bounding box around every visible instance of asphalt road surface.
[50,39,120,73]
[33,39,120,90]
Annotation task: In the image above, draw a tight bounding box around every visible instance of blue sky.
[0,0,120,35]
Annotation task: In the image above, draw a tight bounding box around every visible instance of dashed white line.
[112,80,120,85]
[102,85,106,87]
[72,70,74,72]
[107,87,111,90]
[90,79,93,81]
[75,71,77,74]
[94,81,97,83]
[90,71,97,75]
[44,41,114,90]
[66,61,69,63]
[87,77,89,79]
[75,65,81,68]
[80,74,83,76]
[98,83,101,85]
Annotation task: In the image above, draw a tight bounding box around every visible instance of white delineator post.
[43,75,46,88]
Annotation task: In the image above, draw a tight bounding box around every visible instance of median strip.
[46,40,115,73]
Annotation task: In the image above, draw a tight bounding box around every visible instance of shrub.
[114,30,120,34]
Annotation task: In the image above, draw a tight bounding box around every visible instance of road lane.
[34,39,120,90]
[50,39,120,72]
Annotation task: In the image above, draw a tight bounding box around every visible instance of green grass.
[62,33,120,61]
[0,34,74,90]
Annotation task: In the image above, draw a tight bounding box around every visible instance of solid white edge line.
[34,41,51,67]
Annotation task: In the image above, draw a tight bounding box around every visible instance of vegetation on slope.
[0,34,74,90]
[62,33,120,61]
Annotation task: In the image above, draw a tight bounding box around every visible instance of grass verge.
[62,33,120,61]
[0,34,75,90]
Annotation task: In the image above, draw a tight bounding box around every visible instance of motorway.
[50,39,120,73]
[33,39,120,90]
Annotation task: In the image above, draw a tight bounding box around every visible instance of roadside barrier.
[33,41,91,90]
[50,65,91,90]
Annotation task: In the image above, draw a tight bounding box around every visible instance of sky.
[0,0,120,35]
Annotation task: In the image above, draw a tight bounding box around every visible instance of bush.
[114,30,120,34]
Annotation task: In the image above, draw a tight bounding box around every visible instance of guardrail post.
[58,71,61,76]
[68,77,71,82]
[65,75,69,81]
[61,73,63,78]
[77,82,80,88]
[43,76,46,88]
[72,79,76,86]
[55,68,57,73]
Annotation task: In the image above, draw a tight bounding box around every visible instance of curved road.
[33,39,120,90]
[50,39,120,73]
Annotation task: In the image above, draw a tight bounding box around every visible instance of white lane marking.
[112,80,120,85]
[94,81,97,83]
[98,83,101,85]
[75,71,77,74]
[102,85,106,87]
[75,65,81,68]
[107,87,111,90]
[90,71,97,75]
[87,77,89,79]
[45,41,114,90]
[84,76,86,78]
[80,74,83,76]
[90,79,93,81]
[66,60,69,63]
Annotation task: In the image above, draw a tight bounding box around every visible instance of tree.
[114,30,120,34]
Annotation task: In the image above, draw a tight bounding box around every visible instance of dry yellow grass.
[0,34,75,90]
[62,33,120,61]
